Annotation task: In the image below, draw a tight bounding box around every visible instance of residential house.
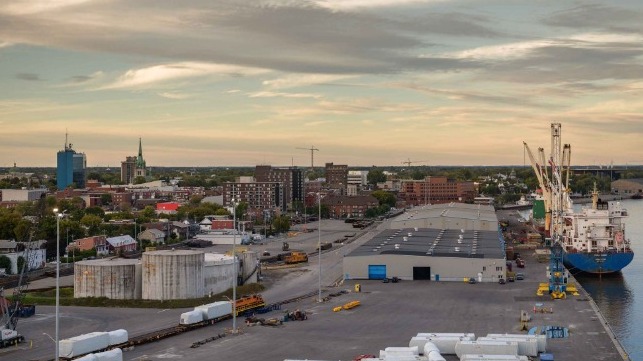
[106,235,137,253]
[138,229,165,244]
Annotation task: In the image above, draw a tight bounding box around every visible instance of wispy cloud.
[16,73,42,81]
[158,91,192,100]
[313,0,442,11]
[100,62,268,90]
[263,74,356,89]
[0,41,11,48]
[0,0,95,15]
[248,91,322,99]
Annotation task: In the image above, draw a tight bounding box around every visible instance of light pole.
[231,195,238,333]
[318,193,322,303]
[53,208,62,361]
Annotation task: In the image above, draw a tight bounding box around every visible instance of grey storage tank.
[203,253,236,296]
[74,259,142,299]
[142,249,205,300]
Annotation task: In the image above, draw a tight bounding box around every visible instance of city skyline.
[1,1,642,167]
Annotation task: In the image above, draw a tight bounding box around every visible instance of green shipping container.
[532,199,546,220]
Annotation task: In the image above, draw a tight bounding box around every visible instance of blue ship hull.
[564,252,634,274]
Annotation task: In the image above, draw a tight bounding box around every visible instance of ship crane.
[524,123,571,299]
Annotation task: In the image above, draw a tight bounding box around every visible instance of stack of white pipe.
[73,348,123,361]
[379,346,420,359]
[423,341,446,361]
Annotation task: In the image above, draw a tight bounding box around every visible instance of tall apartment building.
[56,135,87,190]
[121,138,148,184]
[325,163,348,188]
[347,170,368,187]
[400,176,476,205]
[254,165,303,210]
[223,178,282,212]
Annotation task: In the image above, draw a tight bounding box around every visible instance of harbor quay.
[2,216,628,361]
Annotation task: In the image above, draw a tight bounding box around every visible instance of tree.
[134,176,147,185]
[17,256,26,273]
[235,201,248,220]
[81,214,103,234]
[272,215,291,233]
[367,168,387,185]
[85,206,106,218]
[13,219,33,242]
[371,190,397,208]
[0,255,12,275]
[100,193,113,206]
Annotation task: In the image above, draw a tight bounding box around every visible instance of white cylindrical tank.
[74,259,142,299]
[477,337,538,357]
[59,332,110,359]
[486,334,546,353]
[455,340,518,359]
[460,355,528,361]
[203,253,236,296]
[142,250,205,300]
[107,329,128,346]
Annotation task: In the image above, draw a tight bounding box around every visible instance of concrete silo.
[74,258,142,299]
[142,249,205,300]
[203,253,236,296]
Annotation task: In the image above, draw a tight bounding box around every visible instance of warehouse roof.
[392,203,497,224]
[346,227,505,259]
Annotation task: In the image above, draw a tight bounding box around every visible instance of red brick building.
[321,195,379,219]
[400,176,476,206]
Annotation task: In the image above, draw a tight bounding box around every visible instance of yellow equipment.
[342,301,360,310]
[284,251,308,264]
[234,294,266,315]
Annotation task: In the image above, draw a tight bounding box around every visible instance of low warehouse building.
[343,228,506,282]
[344,203,505,282]
[390,203,497,231]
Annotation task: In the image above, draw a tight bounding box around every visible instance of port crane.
[524,123,571,299]
[296,146,319,173]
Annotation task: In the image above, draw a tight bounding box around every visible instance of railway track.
[44,290,323,361]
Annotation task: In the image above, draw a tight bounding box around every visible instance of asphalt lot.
[2,216,626,361]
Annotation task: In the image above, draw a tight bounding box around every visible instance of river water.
[575,199,643,361]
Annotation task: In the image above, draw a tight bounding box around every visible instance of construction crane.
[0,232,37,347]
[401,159,428,167]
[296,146,319,173]
[524,123,571,299]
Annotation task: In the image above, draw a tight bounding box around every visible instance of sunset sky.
[1,0,642,167]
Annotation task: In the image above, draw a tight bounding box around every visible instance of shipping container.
[59,332,110,359]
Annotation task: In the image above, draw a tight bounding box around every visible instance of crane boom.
[296,146,319,173]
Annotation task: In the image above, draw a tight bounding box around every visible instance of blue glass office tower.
[56,137,86,190]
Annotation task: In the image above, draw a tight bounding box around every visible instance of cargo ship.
[560,187,633,274]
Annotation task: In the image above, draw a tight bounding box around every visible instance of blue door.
[368,265,387,279]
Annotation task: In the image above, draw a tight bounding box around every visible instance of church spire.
[138,137,143,157]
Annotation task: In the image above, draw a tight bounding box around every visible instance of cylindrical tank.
[74,259,142,299]
[240,251,259,284]
[142,250,204,300]
[203,253,235,296]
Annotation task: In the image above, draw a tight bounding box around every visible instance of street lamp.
[318,193,322,303]
[52,207,64,361]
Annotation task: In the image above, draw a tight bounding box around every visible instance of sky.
[1,0,642,168]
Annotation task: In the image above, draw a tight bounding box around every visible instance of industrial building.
[343,203,506,282]
[611,178,643,196]
[390,203,498,231]
[400,176,476,205]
